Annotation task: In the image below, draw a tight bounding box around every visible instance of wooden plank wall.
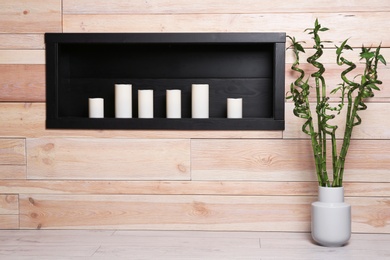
[0,0,389,233]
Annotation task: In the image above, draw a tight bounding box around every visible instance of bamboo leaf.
[360,51,375,60]
[369,84,381,91]
[330,87,341,94]
[295,43,305,53]
[315,18,319,27]
[336,39,352,55]
[378,54,387,65]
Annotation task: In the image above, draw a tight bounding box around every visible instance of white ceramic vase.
[311,186,351,247]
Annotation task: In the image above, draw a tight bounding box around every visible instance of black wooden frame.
[45,33,285,130]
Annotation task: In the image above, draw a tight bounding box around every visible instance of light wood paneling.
[0,34,44,49]
[0,180,318,196]
[344,183,390,197]
[0,103,282,139]
[0,193,18,227]
[0,165,26,179]
[19,194,390,233]
[0,0,389,233]
[19,194,313,231]
[192,139,316,182]
[0,139,25,165]
[0,65,45,102]
[350,197,390,233]
[0,194,18,214]
[1,180,389,197]
[0,50,45,64]
[63,0,390,14]
[63,13,390,47]
[0,0,61,33]
[26,138,190,180]
[0,215,19,229]
[191,139,390,182]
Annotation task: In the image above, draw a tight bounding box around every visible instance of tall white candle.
[227,98,243,118]
[89,98,104,118]
[138,89,153,118]
[115,84,132,118]
[192,84,209,118]
[166,89,181,118]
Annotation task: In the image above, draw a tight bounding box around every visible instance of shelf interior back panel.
[57,43,274,119]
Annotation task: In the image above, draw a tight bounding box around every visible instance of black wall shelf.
[45,33,285,130]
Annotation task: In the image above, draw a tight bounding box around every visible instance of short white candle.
[192,84,209,118]
[166,89,181,118]
[89,98,104,118]
[138,89,153,118]
[115,84,132,118]
[227,98,243,118]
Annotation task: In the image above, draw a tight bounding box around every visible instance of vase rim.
[318,186,344,189]
[318,186,344,203]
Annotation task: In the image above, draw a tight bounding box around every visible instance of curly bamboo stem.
[288,19,386,187]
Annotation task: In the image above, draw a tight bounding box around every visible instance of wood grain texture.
[0,215,19,229]
[0,180,318,196]
[26,138,190,180]
[0,0,61,33]
[63,0,390,14]
[0,50,45,64]
[0,34,44,49]
[0,139,25,165]
[350,197,390,233]
[19,194,390,233]
[0,65,45,101]
[0,103,282,139]
[63,13,390,47]
[19,194,313,231]
[0,0,389,233]
[0,165,26,179]
[0,194,18,214]
[1,180,389,197]
[191,139,390,182]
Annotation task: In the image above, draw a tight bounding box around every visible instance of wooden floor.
[0,230,389,260]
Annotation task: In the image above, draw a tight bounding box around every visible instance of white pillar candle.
[138,89,153,118]
[115,84,132,118]
[192,84,209,118]
[166,89,181,118]
[88,98,104,118]
[227,98,243,118]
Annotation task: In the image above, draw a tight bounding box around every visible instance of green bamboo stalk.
[305,19,331,186]
[288,19,386,187]
[334,45,385,186]
[286,36,324,186]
